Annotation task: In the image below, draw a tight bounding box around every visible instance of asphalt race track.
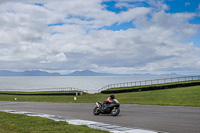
[0,102,200,133]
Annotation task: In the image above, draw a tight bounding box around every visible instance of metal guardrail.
[46,87,88,92]
[2,87,88,93]
[98,75,200,92]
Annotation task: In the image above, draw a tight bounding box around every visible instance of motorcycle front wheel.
[93,107,101,115]
[111,108,120,116]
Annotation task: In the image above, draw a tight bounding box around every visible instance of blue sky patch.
[103,21,135,31]
[51,32,63,35]
[34,3,44,7]
[102,1,150,14]
[48,23,65,27]
[190,34,200,47]
[189,16,200,24]
[66,15,94,21]
[102,1,127,14]
[165,0,199,13]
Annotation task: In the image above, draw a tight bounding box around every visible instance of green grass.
[105,80,200,91]
[0,111,108,133]
[0,92,108,103]
[115,85,200,106]
[1,86,200,107]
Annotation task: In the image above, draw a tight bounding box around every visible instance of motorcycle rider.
[102,94,117,110]
[104,93,116,103]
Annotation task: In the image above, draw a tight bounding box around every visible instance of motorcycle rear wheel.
[111,108,120,116]
[93,107,101,115]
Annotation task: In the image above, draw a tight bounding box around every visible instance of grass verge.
[0,111,108,133]
[105,80,200,91]
[115,85,200,106]
[1,86,200,107]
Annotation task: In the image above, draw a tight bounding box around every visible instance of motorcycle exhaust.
[96,102,100,108]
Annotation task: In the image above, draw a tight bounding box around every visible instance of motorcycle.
[93,99,120,116]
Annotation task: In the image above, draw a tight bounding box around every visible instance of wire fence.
[98,75,200,92]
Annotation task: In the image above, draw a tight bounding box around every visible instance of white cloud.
[151,11,199,38]
[0,0,200,75]
[118,7,151,24]
[45,52,67,62]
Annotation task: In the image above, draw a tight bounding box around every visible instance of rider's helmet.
[110,93,115,99]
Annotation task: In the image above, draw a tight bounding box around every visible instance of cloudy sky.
[0,0,200,75]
